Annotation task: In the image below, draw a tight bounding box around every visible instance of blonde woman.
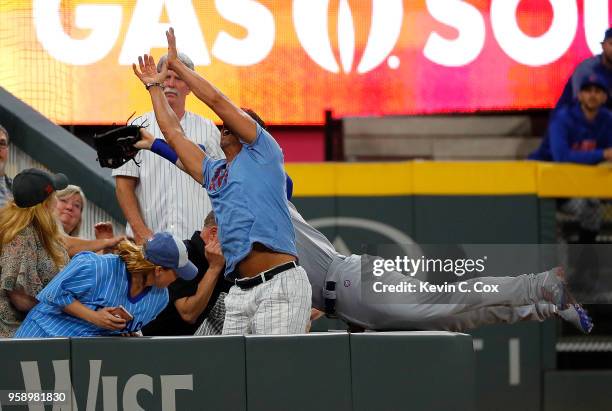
[55,184,85,236]
[54,185,124,256]
[0,169,69,337]
[15,232,206,337]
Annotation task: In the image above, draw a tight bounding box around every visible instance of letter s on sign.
[423,0,486,67]
[34,0,122,65]
[212,0,275,66]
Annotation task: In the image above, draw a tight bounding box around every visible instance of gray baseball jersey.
[288,202,561,332]
[288,201,337,311]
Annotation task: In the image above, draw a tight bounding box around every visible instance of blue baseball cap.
[604,27,612,41]
[143,232,198,281]
[580,73,608,94]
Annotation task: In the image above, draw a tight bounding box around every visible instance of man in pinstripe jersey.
[113,52,224,244]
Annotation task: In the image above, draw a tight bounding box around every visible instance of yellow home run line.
[285,161,612,198]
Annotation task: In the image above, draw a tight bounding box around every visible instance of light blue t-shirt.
[17,252,168,337]
[202,124,297,279]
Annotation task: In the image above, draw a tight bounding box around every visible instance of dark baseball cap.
[604,28,612,41]
[143,232,198,281]
[12,168,69,208]
[580,73,609,94]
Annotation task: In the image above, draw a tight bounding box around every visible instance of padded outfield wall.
[287,161,612,411]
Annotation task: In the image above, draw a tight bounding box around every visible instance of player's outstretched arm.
[134,128,212,185]
[165,28,257,144]
[132,54,205,184]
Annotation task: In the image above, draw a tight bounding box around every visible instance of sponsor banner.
[0,1,609,125]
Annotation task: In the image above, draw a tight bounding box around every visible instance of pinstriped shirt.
[112,111,224,239]
[20,252,168,337]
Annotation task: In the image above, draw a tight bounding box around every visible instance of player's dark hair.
[241,108,266,130]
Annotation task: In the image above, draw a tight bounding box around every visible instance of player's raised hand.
[93,307,127,331]
[132,54,166,86]
[166,27,178,67]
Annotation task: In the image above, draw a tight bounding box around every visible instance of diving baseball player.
[289,202,593,333]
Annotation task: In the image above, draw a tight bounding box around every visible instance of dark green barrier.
[350,331,474,411]
[245,333,352,411]
[0,333,475,411]
[471,323,543,411]
[293,195,556,411]
[544,371,612,411]
[413,196,539,243]
[0,338,72,410]
[70,336,246,411]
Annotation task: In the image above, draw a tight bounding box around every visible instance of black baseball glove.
[94,125,143,168]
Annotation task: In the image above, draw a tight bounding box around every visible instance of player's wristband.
[145,82,164,91]
[151,139,178,164]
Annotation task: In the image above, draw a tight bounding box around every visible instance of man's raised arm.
[132,54,206,184]
[165,28,258,144]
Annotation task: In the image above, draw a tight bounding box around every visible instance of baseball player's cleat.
[558,304,594,334]
[541,267,577,310]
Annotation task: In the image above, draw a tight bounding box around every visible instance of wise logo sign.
[2,0,610,124]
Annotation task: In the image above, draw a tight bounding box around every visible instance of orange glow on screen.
[0,1,608,125]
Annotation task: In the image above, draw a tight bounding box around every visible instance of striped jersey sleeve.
[37,252,97,309]
[111,111,222,239]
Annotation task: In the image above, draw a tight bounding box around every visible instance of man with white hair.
[113,52,224,244]
[0,125,12,209]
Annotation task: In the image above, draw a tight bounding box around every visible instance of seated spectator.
[554,28,612,112]
[54,184,124,255]
[14,233,198,338]
[530,73,612,242]
[0,125,12,209]
[142,213,229,336]
[0,168,69,337]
